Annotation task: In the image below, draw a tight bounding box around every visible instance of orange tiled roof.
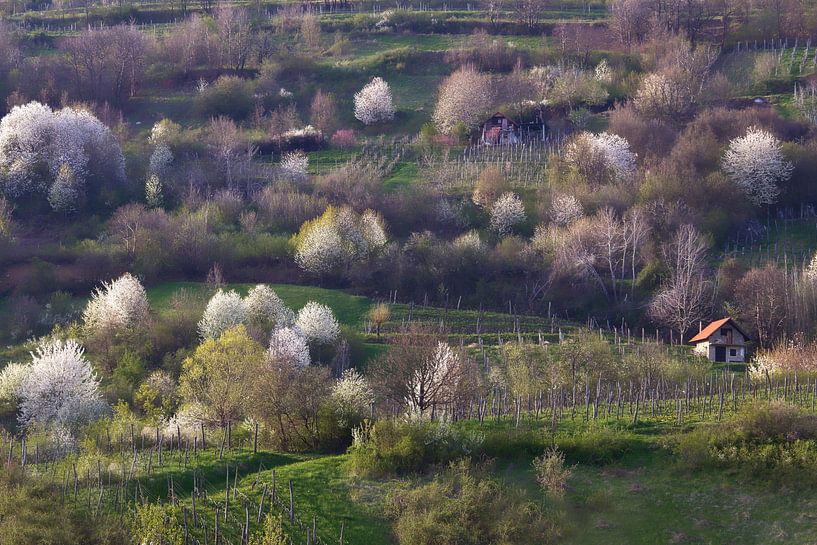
[689,318,745,344]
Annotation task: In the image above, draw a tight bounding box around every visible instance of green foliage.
[347,419,484,477]
[672,402,817,485]
[194,76,254,121]
[129,503,184,545]
[385,460,561,545]
[533,447,572,498]
[0,468,125,545]
[249,514,288,545]
[179,325,265,428]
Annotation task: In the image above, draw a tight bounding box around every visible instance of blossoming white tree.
[198,289,247,339]
[0,102,125,211]
[354,77,395,125]
[245,284,295,329]
[268,326,311,368]
[432,65,494,134]
[83,273,150,333]
[18,339,106,433]
[149,143,173,175]
[489,192,526,235]
[293,206,388,275]
[295,301,340,345]
[145,174,163,208]
[407,341,459,415]
[721,126,793,206]
[565,132,637,183]
[550,194,584,226]
[330,369,373,427]
[279,151,309,182]
[0,362,30,409]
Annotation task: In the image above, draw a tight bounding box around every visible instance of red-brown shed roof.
[688,318,750,344]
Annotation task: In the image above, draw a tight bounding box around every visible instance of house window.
[730,349,737,357]
[720,328,730,336]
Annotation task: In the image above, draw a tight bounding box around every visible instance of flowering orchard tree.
[47,163,81,213]
[0,362,30,409]
[721,127,793,206]
[330,369,373,427]
[268,326,311,368]
[489,192,526,236]
[245,284,295,329]
[295,301,340,345]
[279,151,309,182]
[149,143,173,176]
[293,206,388,275]
[550,194,584,226]
[565,132,637,183]
[198,289,247,339]
[83,273,150,333]
[19,339,106,433]
[354,77,395,125]
[432,65,494,134]
[407,341,461,415]
[294,218,346,275]
[0,102,125,211]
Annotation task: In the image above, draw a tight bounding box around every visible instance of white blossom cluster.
[83,273,150,333]
[330,369,373,427]
[489,192,527,236]
[199,285,298,339]
[594,59,612,83]
[245,284,295,328]
[408,341,457,414]
[149,143,174,176]
[354,77,395,125]
[281,125,322,141]
[279,151,309,182]
[452,230,486,253]
[198,289,248,339]
[294,207,388,275]
[0,362,30,408]
[565,131,637,182]
[0,101,125,211]
[18,339,107,434]
[268,326,311,368]
[550,193,584,226]
[295,301,340,345]
[721,126,793,206]
[432,66,494,134]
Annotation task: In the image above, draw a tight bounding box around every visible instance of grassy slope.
[103,416,817,545]
[147,281,373,328]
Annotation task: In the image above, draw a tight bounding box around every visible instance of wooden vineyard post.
[289,479,294,523]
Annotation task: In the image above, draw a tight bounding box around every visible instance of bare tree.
[216,6,255,71]
[206,117,246,187]
[649,224,713,343]
[735,264,789,348]
[63,24,152,104]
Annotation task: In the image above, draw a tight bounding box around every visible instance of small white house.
[689,318,750,363]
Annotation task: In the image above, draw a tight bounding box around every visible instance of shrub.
[194,76,254,120]
[347,418,483,477]
[672,402,817,486]
[384,460,561,545]
[533,447,572,498]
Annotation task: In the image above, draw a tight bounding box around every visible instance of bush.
[384,460,561,545]
[672,402,817,486]
[195,76,254,121]
[347,418,483,477]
